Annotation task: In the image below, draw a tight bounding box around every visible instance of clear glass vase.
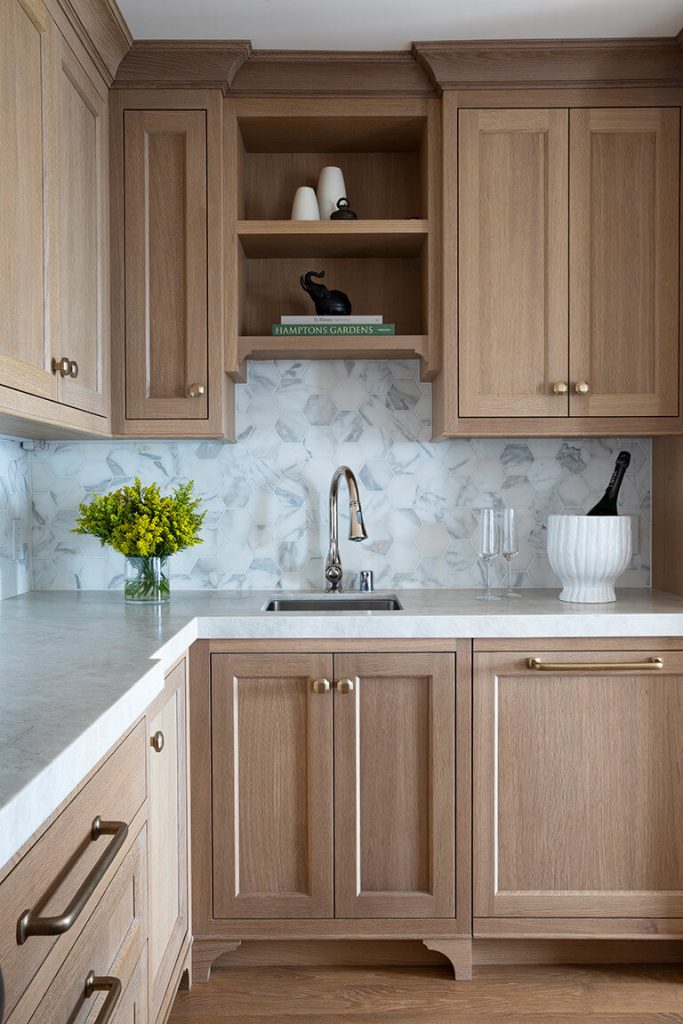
[124,556,170,604]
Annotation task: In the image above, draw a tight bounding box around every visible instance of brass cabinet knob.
[52,357,71,378]
[574,381,590,395]
[336,678,354,694]
[188,383,205,398]
[51,357,79,379]
[150,730,164,753]
[552,382,568,394]
[312,678,330,694]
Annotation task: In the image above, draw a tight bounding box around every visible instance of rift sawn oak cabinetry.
[438,97,682,436]
[0,0,110,436]
[110,90,229,438]
[473,641,683,935]
[191,642,472,981]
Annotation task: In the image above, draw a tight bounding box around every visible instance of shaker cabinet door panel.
[124,109,209,420]
[458,108,569,418]
[0,0,56,401]
[474,650,683,918]
[334,652,456,918]
[569,108,680,418]
[211,653,334,919]
[50,31,109,417]
[148,660,189,1021]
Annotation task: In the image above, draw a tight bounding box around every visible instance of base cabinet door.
[334,652,456,918]
[474,648,683,918]
[211,653,334,918]
[148,660,189,1021]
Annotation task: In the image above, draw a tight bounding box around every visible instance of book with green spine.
[272,324,396,336]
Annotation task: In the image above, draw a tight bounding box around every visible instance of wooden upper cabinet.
[148,659,189,1021]
[474,648,683,919]
[569,107,680,418]
[211,653,334,919]
[50,30,109,417]
[123,108,209,421]
[458,109,569,418]
[0,0,56,402]
[334,652,456,919]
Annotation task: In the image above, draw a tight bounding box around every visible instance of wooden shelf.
[230,334,430,381]
[236,220,428,258]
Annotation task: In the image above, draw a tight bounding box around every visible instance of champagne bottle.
[586,451,631,516]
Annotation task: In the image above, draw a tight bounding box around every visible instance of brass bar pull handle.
[527,657,664,673]
[17,817,128,944]
[312,678,330,694]
[84,971,122,1023]
[336,678,354,694]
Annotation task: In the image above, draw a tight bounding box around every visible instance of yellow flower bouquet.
[73,478,205,603]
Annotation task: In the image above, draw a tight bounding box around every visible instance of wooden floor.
[168,964,683,1023]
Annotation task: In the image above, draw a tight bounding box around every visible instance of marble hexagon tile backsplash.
[29,359,651,591]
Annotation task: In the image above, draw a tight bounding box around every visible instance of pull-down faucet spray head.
[325,466,367,592]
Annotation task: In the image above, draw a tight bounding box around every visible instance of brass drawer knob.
[336,678,354,694]
[150,730,165,753]
[188,383,205,398]
[68,359,79,379]
[574,381,590,396]
[552,382,568,394]
[312,678,330,694]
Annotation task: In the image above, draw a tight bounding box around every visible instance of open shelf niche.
[225,97,441,383]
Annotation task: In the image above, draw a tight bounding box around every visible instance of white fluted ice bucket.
[546,515,632,603]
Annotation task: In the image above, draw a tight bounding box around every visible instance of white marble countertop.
[2,586,683,870]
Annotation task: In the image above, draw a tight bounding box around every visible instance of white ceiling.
[118,0,683,50]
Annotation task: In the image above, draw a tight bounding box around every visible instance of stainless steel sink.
[265,596,403,612]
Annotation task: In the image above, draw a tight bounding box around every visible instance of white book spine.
[281,315,383,325]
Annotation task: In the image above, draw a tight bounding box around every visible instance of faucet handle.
[359,570,374,593]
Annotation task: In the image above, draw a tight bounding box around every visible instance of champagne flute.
[501,507,520,598]
[476,508,501,601]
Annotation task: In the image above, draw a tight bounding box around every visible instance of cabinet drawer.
[27,826,147,1024]
[112,946,148,1024]
[0,722,146,1020]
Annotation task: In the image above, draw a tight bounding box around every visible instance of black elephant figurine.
[299,270,352,316]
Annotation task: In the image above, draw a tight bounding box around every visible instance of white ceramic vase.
[291,186,320,221]
[316,166,347,220]
[546,514,632,603]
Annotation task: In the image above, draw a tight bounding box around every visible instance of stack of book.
[272,315,395,337]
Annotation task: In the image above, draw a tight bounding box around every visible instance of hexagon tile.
[2,360,653,593]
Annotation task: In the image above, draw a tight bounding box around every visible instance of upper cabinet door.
[50,31,109,417]
[124,109,209,420]
[334,652,456,919]
[569,108,680,418]
[458,109,569,418]
[211,653,334,919]
[0,0,56,401]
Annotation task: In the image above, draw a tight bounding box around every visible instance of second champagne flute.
[476,508,501,601]
[501,507,520,598]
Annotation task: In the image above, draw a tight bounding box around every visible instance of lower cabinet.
[189,642,472,980]
[147,658,190,1022]
[473,644,683,926]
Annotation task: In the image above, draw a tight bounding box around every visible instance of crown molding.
[114,40,252,91]
[114,36,683,95]
[412,37,683,90]
[53,0,132,83]
[229,50,435,96]
[115,43,435,96]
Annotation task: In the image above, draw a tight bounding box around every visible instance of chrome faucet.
[324,466,368,592]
